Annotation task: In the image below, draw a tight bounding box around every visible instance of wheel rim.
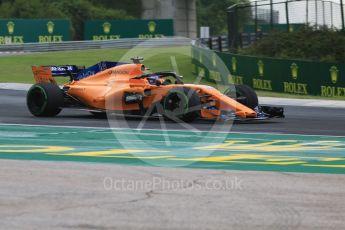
[28,86,47,114]
[163,91,188,116]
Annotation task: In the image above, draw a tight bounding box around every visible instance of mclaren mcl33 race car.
[26,57,284,122]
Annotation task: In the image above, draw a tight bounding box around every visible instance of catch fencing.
[228,0,345,49]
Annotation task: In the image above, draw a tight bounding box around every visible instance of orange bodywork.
[32,63,257,119]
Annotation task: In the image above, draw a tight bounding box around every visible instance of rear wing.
[32,61,127,83]
[32,66,56,84]
[31,65,84,84]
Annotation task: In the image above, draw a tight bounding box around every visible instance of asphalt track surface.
[1,160,344,230]
[1,88,345,230]
[1,89,345,136]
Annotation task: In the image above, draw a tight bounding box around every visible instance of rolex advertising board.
[84,19,174,40]
[0,19,71,44]
[192,46,345,97]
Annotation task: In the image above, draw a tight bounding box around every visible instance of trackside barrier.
[192,45,345,97]
[198,36,229,52]
[0,37,191,52]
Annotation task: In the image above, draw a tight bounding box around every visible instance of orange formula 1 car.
[26,57,284,122]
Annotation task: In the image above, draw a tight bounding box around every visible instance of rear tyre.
[162,88,200,122]
[27,83,63,117]
[225,84,258,109]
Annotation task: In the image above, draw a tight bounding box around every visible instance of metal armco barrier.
[192,45,345,98]
[0,37,190,52]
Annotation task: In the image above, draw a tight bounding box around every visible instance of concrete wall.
[141,0,197,38]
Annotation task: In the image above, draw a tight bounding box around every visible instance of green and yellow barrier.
[192,46,345,97]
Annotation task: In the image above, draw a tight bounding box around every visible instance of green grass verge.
[0,47,196,84]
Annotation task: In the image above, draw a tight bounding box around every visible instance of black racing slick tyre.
[162,88,201,122]
[27,83,63,117]
[225,84,258,110]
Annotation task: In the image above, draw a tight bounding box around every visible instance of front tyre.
[225,84,258,110]
[27,83,63,117]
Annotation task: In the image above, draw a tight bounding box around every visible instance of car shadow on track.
[56,112,282,127]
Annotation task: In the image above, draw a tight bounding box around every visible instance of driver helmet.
[147,75,160,85]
